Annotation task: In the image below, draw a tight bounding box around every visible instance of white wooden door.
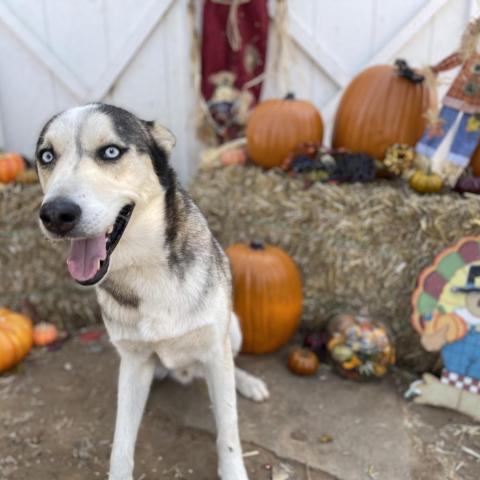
[0,0,195,183]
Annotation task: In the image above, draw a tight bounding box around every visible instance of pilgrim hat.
[452,264,480,293]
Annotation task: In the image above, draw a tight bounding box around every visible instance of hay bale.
[190,165,480,371]
[0,184,99,330]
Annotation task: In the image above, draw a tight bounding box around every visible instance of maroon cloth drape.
[201,0,269,101]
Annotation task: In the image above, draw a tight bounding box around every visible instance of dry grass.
[190,165,480,370]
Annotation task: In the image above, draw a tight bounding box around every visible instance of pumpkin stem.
[250,240,265,250]
[285,92,295,100]
[394,59,425,84]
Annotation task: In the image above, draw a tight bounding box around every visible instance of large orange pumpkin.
[0,152,25,183]
[226,241,303,354]
[0,308,33,372]
[246,93,324,169]
[332,64,435,160]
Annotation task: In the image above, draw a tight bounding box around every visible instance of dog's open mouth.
[66,204,134,286]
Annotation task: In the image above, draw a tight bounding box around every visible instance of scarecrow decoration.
[409,237,480,420]
[416,17,480,185]
[192,0,270,144]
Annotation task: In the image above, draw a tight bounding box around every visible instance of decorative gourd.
[0,152,25,183]
[246,93,324,169]
[332,63,434,160]
[409,169,443,193]
[226,241,303,354]
[288,347,319,376]
[455,175,480,194]
[0,308,33,372]
[220,148,247,166]
[33,322,59,347]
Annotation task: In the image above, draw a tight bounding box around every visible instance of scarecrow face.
[466,291,480,318]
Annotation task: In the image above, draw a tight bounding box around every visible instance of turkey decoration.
[410,236,480,420]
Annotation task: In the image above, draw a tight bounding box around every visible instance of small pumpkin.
[246,93,324,169]
[332,61,435,160]
[227,241,303,354]
[0,308,33,372]
[0,152,25,183]
[33,322,59,347]
[288,347,319,376]
[220,148,247,166]
[409,169,443,194]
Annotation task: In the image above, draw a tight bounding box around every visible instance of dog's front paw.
[235,368,269,402]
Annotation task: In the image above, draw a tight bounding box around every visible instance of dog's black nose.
[39,198,81,235]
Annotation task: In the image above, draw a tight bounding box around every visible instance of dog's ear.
[144,121,176,154]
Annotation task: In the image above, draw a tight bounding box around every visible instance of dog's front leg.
[205,336,249,480]
[109,349,155,480]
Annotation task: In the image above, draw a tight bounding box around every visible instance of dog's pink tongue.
[67,235,107,282]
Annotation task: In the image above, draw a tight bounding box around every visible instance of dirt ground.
[0,331,331,480]
[1,328,480,480]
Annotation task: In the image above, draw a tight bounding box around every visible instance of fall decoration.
[282,143,376,184]
[423,312,468,345]
[383,144,415,176]
[332,61,434,160]
[288,347,319,376]
[409,169,443,193]
[0,308,33,372]
[191,165,480,370]
[219,148,247,166]
[0,152,25,183]
[455,175,480,194]
[469,143,480,176]
[410,236,480,420]
[226,241,303,354]
[246,93,324,168]
[33,322,59,347]
[327,313,395,381]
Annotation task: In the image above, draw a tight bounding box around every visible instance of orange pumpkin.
[226,241,303,354]
[288,347,319,376]
[33,322,59,347]
[246,93,324,169]
[0,152,25,183]
[0,308,33,372]
[332,65,435,160]
[469,144,480,176]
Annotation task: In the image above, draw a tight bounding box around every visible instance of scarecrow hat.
[452,265,480,293]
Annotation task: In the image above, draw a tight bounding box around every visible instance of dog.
[35,103,269,480]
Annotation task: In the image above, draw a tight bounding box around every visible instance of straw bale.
[190,165,480,371]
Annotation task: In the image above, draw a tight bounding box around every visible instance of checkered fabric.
[441,369,480,394]
[432,51,480,113]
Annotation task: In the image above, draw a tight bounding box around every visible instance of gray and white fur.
[35,103,269,480]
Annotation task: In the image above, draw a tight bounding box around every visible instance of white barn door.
[0,0,195,183]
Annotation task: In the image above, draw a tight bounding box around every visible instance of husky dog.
[35,104,269,480]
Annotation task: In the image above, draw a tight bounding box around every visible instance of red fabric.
[201,0,269,101]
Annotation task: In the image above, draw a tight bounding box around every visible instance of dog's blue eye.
[40,149,55,164]
[101,146,121,160]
